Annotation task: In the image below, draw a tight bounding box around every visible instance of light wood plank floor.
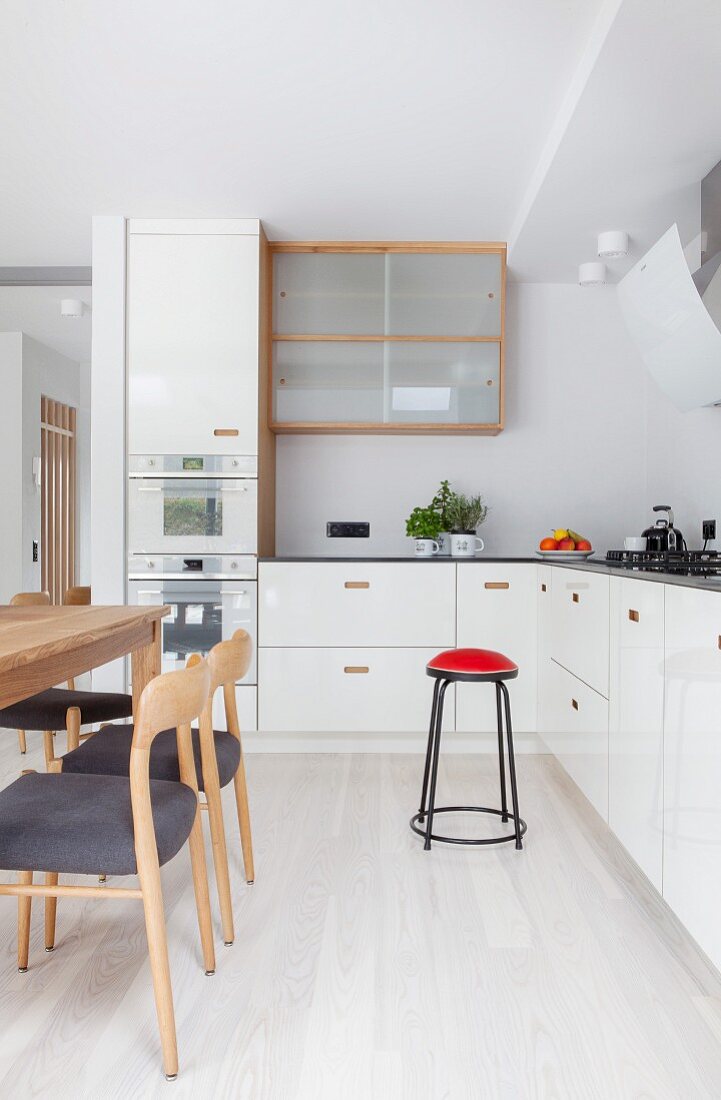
[0,742,720,1099]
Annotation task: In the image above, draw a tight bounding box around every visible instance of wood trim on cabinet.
[344,666,369,674]
[269,241,507,254]
[272,334,501,343]
[571,698,579,711]
[484,581,510,590]
[213,428,239,437]
[344,581,370,589]
[628,609,640,623]
[572,592,580,603]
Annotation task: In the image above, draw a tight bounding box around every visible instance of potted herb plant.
[405,506,442,557]
[430,479,457,556]
[446,493,488,557]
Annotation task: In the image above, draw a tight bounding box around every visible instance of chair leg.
[424,680,449,852]
[418,679,441,824]
[17,729,26,755]
[66,707,81,752]
[17,870,33,972]
[187,806,217,976]
[44,873,58,951]
[233,753,255,886]
[499,681,523,850]
[495,682,509,823]
[42,731,55,770]
[137,863,179,1080]
[203,768,235,946]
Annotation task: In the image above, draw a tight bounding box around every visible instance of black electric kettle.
[642,505,686,553]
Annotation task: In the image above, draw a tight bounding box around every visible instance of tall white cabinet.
[126,220,261,456]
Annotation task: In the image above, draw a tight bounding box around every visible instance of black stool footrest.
[410,805,527,847]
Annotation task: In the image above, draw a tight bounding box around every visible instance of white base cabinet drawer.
[259,562,456,648]
[212,685,257,733]
[551,569,610,697]
[258,648,454,732]
[547,659,609,821]
[609,578,664,890]
[455,563,538,733]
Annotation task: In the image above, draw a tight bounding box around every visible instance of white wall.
[644,377,721,548]
[0,334,81,601]
[275,283,649,557]
[0,334,24,602]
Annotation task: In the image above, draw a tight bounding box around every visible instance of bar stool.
[410,648,527,851]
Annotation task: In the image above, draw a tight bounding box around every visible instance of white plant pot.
[450,532,485,557]
[413,538,440,558]
[436,531,452,556]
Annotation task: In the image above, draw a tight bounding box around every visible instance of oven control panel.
[128,554,257,579]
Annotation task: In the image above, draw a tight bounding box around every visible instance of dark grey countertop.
[258,555,721,593]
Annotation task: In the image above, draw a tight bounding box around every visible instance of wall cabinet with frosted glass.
[268,242,506,434]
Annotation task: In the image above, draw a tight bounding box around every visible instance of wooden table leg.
[131,620,162,718]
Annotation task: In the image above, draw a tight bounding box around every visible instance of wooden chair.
[58,630,255,946]
[1,589,133,766]
[0,659,216,1080]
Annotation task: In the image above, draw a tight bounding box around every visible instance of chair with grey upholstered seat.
[59,629,255,947]
[2,589,133,765]
[0,658,216,1081]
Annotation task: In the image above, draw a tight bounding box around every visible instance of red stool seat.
[426,647,518,683]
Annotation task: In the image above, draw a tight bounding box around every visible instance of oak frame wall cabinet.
[268,241,507,435]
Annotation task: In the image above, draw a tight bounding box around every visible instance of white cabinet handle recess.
[344,666,369,674]
[344,581,370,589]
[485,582,510,590]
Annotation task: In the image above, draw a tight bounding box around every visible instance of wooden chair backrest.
[10,591,51,607]
[132,660,210,752]
[64,586,91,606]
[207,629,252,692]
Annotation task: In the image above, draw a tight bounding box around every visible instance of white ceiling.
[0,287,91,363]
[1,0,720,285]
[0,0,601,264]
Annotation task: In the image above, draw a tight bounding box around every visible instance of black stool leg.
[418,678,441,824]
[499,681,523,850]
[424,679,449,851]
[495,681,508,823]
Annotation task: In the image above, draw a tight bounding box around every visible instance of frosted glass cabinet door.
[273,341,385,423]
[273,340,500,425]
[386,253,502,336]
[386,341,500,424]
[274,253,385,334]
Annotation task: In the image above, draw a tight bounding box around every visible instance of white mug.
[436,531,451,556]
[414,538,440,558]
[450,533,485,557]
[624,536,647,551]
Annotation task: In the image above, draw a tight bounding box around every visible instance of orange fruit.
[539,537,558,550]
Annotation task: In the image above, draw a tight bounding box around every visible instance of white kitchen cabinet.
[455,563,537,733]
[537,565,554,744]
[663,584,721,971]
[547,658,609,820]
[213,685,257,733]
[551,568,610,697]
[127,221,260,456]
[258,647,453,733]
[259,562,456,648]
[608,577,664,890]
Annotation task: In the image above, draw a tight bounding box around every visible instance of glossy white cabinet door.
[551,569,610,698]
[258,647,454,732]
[537,565,554,744]
[663,584,721,971]
[258,562,456,648]
[213,685,257,733]
[127,227,259,455]
[455,564,537,733]
[547,659,609,821]
[609,578,664,890]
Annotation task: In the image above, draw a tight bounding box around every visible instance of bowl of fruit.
[537,529,594,560]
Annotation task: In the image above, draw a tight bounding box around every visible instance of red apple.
[558,538,576,551]
[575,539,592,551]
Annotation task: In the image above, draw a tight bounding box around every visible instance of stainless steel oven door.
[128,477,257,555]
[127,578,257,682]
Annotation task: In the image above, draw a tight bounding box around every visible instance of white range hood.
[617,223,721,411]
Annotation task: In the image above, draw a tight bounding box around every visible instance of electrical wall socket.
[703,519,717,541]
[327,521,370,538]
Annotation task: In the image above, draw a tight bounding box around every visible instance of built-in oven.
[128,455,257,555]
[127,554,257,683]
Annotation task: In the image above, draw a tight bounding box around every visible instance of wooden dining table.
[0,604,170,714]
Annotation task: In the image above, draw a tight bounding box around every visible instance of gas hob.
[606,549,721,577]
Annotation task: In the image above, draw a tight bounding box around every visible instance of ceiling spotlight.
[597,230,629,259]
[578,262,607,287]
[60,299,84,318]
